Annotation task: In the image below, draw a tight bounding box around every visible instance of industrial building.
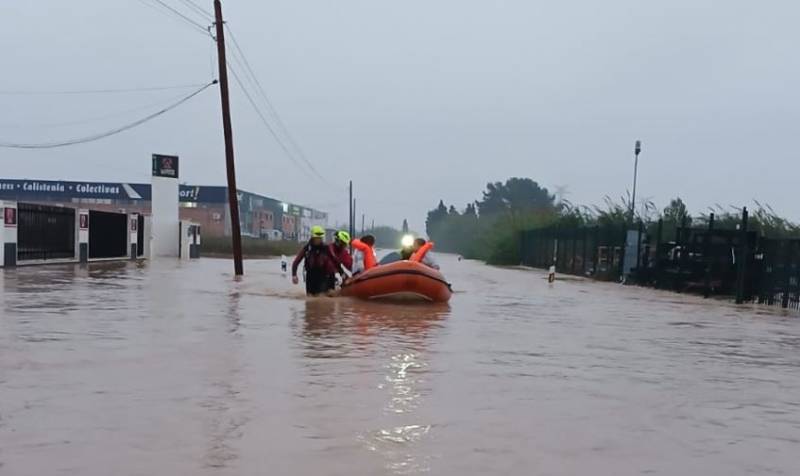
[0,178,327,242]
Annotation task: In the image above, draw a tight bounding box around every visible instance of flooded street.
[2,255,799,475]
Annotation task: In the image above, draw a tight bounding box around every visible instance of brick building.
[0,179,326,241]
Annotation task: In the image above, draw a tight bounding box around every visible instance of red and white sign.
[4,207,16,227]
[79,213,89,230]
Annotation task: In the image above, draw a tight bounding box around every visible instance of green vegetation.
[426,178,800,266]
[202,236,301,259]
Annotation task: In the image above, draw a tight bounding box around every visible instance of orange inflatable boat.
[341,261,452,302]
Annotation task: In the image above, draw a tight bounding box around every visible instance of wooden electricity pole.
[213,0,244,276]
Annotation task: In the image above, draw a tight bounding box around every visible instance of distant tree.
[425,200,449,239]
[464,202,478,218]
[477,178,555,216]
[662,198,692,226]
[448,205,459,216]
[402,219,409,233]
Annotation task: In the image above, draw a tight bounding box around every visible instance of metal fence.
[17,203,76,261]
[520,224,627,282]
[520,208,800,310]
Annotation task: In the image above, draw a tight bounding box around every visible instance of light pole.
[630,140,642,223]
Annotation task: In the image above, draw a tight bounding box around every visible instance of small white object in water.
[548,265,556,283]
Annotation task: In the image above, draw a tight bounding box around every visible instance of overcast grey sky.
[1,0,798,232]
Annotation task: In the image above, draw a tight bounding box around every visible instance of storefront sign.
[4,207,16,227]
[79,213,89,230]
[152,154,179,178]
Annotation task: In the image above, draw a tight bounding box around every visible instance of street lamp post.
[630,140,642,223]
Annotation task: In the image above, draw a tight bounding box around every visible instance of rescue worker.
[328,230,353,289]
[352,234,377,275]
[412,238,440,270]
[400,237,415,260]
[292,226,340,296]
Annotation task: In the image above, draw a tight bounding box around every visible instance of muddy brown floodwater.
[1,255,800,475]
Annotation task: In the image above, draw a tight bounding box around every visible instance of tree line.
[425,177,800,265]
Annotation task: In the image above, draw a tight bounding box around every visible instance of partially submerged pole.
[348,181,354,252]
[213,0,243,276]
[735,207,749,304]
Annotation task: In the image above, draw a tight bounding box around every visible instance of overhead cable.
[176,0,214,20]
[0,91,194,129]
[134,0,210,35]
[227,64,320,182]
[0,80,217,149]
[223,25,328,183]
[0,82,210,96]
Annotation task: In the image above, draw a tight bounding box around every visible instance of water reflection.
[201,287,246,470]
[294,298,450,474]
[297,298,450,357]
[5,257,800,475]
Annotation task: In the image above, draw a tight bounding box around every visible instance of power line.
[150,0,209,31]
[227,53,332,187]
[176,0,213,20]
[0,80,217,149]
[0,82,210,96]
[0,91,194,129]
[134,0,210,35]
[227,63,319,182]
[223,25,333,186]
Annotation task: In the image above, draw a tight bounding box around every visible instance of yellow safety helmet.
[311,225,325,238]
[336,230,351,245]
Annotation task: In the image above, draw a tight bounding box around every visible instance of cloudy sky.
[1,0,797,232]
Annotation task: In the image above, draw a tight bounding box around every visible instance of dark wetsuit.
[292,243,338,296]
[327,243,352,289]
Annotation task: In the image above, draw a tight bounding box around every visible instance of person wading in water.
[292,226,344,296]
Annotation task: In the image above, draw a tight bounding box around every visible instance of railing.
[17,203,76,261]
[520,210,800,310]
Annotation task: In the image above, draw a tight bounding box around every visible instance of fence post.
[636,220,643,280]
[555,227,562,272]
[735,207,749,304]
[592,226,600,277]
[581,227,588,276]
[704,213,715,298]
[675,216,689,292]
[654,219,663,288]
[571,228,578,275]
[794,241,800,310]
[782,240,791,308]
[618,222,627,281]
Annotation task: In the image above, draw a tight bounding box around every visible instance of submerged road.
[1,255,799,475]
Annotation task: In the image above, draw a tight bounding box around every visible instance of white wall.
[151,176,179,257]
[1,201,18,267]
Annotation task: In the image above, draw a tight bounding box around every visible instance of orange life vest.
[410,242,434,263]
[351,239,377,270]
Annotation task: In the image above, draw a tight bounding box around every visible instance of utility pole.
[630,140,642,225]
[361,214,365,235]
[348,181,353,251]
[213,0,243,276]
[352,199,357,238]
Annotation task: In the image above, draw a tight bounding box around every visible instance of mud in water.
[1,256,799,475]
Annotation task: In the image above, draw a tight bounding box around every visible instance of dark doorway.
[17,203,76,261]
[89,211,128,259]
[137,215,145,257]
